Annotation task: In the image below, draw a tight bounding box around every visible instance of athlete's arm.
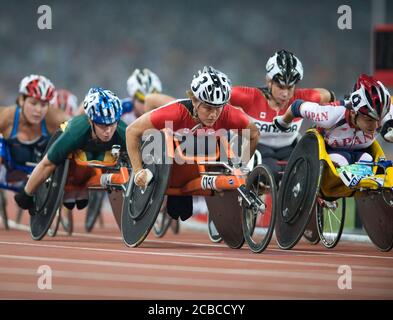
[46,107,70,134]
[278,100,343,129]
[144,93,176,112]
[245,121,259,162]
[381,102,393,142]
[24,154,57,194]
[125,112,155,186]
[76,102,85,116]
[315,88,335,103]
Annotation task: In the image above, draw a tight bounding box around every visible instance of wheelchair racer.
[14,87,127,212]
[126,66,260,221]
[230,50,334,183]
[274,74,393,169]
[121,68,163,124]
[0,75,68,191]
[52,88,79,117]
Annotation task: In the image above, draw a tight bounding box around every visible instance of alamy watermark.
[37,265,53,290]
[337,265,352,290]
[140,123,252,167]
[37,5,52,30]
[337,5,352,30]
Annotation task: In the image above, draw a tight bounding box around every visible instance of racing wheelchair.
[275,129,393,251]
[0,149,37,230]
[121,128,277,253]
[29,129,130,240]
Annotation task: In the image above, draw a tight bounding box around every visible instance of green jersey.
[47,115,127,165]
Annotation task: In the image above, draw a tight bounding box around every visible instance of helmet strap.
[90,122,105,143]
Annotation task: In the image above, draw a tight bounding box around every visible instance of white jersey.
[295,100,393,150]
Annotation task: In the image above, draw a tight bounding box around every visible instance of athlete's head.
[52,89,78,117]
[349,74,391,135]
[265,50,303,108]
[127,68,162,116]
[18,74,56,125]
[188,66,231,127]
[83,87,122,142]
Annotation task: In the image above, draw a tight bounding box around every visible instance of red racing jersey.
[150,99,250,133]
[230,86,321,148]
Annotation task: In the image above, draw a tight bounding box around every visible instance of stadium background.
[0,0,392,232]
[0,0,392,103]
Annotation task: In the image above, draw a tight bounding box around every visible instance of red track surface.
[0,195,392,300]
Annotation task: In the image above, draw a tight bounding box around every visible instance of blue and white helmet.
[83,87,122,125]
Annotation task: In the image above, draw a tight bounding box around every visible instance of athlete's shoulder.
[117,119,128,131]
[64,114,90,131]
[0,105,16,136]
[293,88,321,101]
[232,86,264,98]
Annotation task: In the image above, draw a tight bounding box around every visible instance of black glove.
[273,116,291,132]
[14,189,35,212]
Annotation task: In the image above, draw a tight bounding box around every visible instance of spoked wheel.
[60,208,73,235]
[171,218,180,234]
[316,197,346,249]
[153,197,180,238]
[153,197,171,238]
[208,212,222,243]
[242,165,277,253]
[0,190,9,230]
[15,208,24,224]
[85,191,105,233]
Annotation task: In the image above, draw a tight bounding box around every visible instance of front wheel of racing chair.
[30,130,70,241]
[275,133,324,250]
[121,132,172,247]
[242,165,277,253]
[207,212,222,243]
[316,197,346,249]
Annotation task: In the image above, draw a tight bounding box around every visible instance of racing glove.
[273,116,291,132]
[381,119,393,143]
[14,189,35,212]
[134,168,154,191]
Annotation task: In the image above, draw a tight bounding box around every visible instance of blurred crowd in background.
[0,0,392,104]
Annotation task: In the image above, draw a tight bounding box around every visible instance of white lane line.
[5,219,393,260]
[1,266,392,286]
[1,243,393,273]
[0,275,390,299]
[0,282,304,300]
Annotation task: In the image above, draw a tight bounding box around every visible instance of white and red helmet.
[53,89,78,116]
[19,74,55,103]
[350,74,391,121]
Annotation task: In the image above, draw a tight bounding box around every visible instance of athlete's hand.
[14,189,35,212]
[384,127,393,143]
[273,116,291,132]
[381,120,393,143]
[134,168,154,190]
